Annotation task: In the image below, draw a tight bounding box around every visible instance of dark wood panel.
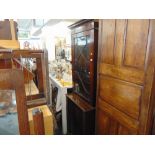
[36,58,44,93]
[69,20,98,34]
[99,75,142,119]
[0,51,43,59]
[67,93,95,135]
[26,93,44,101]
[100,20,116,64]
[123,20,149,69]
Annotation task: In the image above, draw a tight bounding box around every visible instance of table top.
[49,74,73,89]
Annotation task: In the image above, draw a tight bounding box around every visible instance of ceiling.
[16,19,79,38]
[17,19,34,31]
[17,19,79,31]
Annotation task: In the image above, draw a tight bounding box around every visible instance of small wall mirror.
[55,37,71,61]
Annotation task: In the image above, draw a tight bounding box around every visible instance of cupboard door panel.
[100,20,116,64]
[96,108,110,134]
[96,107,136,135]
[114,20,126,66]
[99,75,142,120]
[97,99,139,132]
[99,63,144,85]
[96,19,154,135]
[123,20,149,69]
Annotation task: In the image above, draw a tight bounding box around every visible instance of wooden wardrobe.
[96,19,155,135]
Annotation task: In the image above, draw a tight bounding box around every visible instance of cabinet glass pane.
[74,35,91,100]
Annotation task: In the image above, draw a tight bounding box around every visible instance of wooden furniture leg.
[33,108,45,135]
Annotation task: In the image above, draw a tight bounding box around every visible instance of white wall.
[40,21,73,61]
[19,39,43,49]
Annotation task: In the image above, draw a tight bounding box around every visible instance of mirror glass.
[0,90,19,135]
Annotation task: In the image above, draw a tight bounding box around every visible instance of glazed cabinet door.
[72,30,96,105]
[96,19,155,134]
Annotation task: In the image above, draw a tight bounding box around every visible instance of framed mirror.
[0,69,30,135]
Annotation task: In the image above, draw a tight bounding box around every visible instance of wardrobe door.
[96,19,155,134]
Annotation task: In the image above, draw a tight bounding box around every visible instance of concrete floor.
[0,113,19,135]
